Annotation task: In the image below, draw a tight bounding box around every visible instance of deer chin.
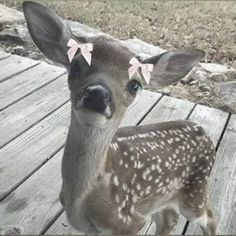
[73,106,112,127]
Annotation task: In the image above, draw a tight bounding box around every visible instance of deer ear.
[143,49,205,87]
[22,1,73,67]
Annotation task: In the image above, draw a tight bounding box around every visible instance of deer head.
[23,1,204,130]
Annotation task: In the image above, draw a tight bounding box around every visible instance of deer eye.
[127,80,142,95]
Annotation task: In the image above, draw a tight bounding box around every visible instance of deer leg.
[178,192,216,235]
[198,208,216,235]
[152,208,179,236]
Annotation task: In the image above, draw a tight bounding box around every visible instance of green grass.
[1,0,236,65]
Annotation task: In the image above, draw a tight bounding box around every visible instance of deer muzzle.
[79,84,113,118]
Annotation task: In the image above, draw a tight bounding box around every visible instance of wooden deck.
[0,50,235,235]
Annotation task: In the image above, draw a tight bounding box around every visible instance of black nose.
[82,85,111,113]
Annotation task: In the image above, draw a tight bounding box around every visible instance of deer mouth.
[82,104,112,119]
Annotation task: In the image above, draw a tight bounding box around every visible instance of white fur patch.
[194,213,208,229]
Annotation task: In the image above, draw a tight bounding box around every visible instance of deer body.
[23,1,216,234]
[60,119,215,234]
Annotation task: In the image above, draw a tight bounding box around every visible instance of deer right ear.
[22,1,73,67]
[143,49,205,87]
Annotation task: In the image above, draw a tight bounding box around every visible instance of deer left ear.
[22,1,74,68]
[142,49,205,87]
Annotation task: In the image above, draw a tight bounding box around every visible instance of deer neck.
[62,109,118,200]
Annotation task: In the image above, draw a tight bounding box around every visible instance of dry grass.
[1,0,236,66]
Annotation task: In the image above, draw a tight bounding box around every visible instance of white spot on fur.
[113,175,119,186]
[115,194,120,203]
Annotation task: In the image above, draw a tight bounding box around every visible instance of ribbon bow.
[67,38,93,65]
[128,57,154,85]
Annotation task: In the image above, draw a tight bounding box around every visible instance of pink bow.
[67,38,93,65]
[128,57,154,85]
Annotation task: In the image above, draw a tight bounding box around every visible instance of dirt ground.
[1,0,236,67]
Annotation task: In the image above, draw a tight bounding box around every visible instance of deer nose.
[82,85,111,113]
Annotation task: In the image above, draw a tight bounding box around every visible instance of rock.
[209,73,227,82]
[199,82,212,92]
[67,20,109,38]
[232,60,236,69]
[224,70,236,81]
[12,45,25,54]
[216,81,236,113]
[190,65,209,82]
[0,24,31,45]
[200,62,236,74]
[120,38,166,60]
[0,4,24,25]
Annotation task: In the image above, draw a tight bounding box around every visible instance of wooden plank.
[0,62,66,110]
[0,51,11,60]
[185,115,236,235]
[0,89,162,235]
[141,95,195,125]
[46,213,86,235]
[172,105,229,235]
[0,102,70,200]
[0,55,39,83]
[0,151,63,235]
[188,104,229,146]
[0,74,69,148]
[120,90,162,126]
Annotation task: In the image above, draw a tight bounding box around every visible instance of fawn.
[23,1,216,235]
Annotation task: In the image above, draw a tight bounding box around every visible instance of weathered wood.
[188,104,229,146]
[0,102,70,200]
[46,213,90,235]
[120,90,162,126]
[172,104,229,235]
[141,95,195,125]
[0,50,11,60]
[185,115,236,235]
[0,55,39,83]
[0,74,69,148]
[0,62,66,110]
[0,151,63,235]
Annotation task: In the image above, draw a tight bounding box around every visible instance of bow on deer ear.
[128,57,154,85]
[67,39,93,65]
[142,49,205,87]
[22,1,81,68]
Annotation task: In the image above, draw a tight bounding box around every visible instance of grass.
[0,0,235,66]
